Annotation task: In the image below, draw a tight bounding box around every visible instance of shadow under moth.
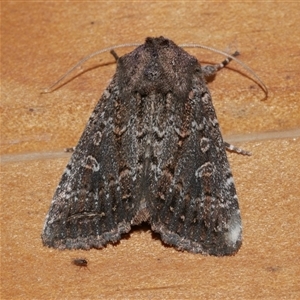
[42,36,263,256]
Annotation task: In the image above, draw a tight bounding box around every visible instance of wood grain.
[1,2,299,299]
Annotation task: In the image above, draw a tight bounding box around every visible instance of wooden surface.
[1,2,300,299]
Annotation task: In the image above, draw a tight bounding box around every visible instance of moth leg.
[110,49,119,61]
[64,147,75,153]
[224,141,251,156]
[202,51,240,78]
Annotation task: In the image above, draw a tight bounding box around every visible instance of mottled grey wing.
[42,77,142,249]
[147,76,242,256]
[42,35,242,256]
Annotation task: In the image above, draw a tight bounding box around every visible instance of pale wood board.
[1,2,299,299]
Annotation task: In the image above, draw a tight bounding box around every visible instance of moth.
[42,36,254,256]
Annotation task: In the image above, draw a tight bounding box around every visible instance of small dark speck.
[72,258,89,270]
[266,266,281,272]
